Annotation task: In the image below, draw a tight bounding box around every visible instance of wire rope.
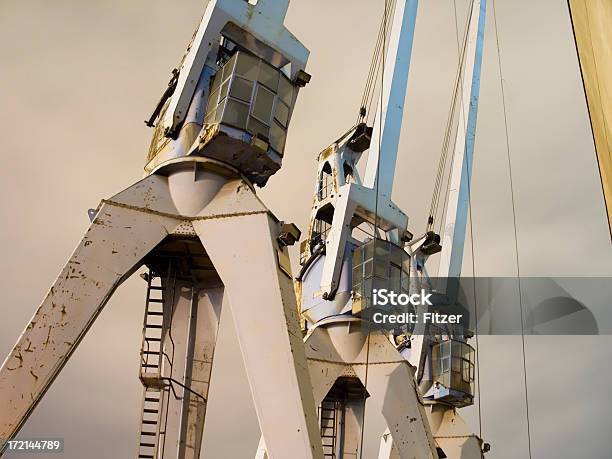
[492,1,532,456]
[358,1,391,456]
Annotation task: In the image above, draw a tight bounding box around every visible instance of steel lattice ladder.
[136,266,174,459]
[319,399,338,458]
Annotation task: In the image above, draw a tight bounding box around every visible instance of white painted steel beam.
[352,334,438,459]
[425,404,484,458]
[0,169,325,458]
[438,0,487,280]
[257,323,438,458]
[156,284,222,459]
[363,0,419,200]
[317,0,418,297]
[193,210,324,459]
[0,177,182,441]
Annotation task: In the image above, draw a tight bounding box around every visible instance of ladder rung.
[142,364,160,368]
[148,299,164,303]
[149,286,165,290]
[143,408,158,413]
[144,396,160,402]
[138,455,154,458]
[142,420,157,425]
[320,416,335,421]
[145,338,161,342]
[145,324,164,329]
[142,350,161,355]
[147,311,164,316]
[139,442,156,447]
[140,432,157,436]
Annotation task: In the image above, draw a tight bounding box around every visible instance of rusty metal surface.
[0,199,181,441]
[195,125,282,187]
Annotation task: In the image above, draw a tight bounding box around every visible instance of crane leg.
[353,333,438,459]
[379,396,485,459]
[304,325,351,406]
[0,175,181,444]
[425,404,484,459]
[254,324,348,459]
[153,283,223,459]
[193,206,324,459]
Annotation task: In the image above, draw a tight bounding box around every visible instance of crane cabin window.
[310,204,334,250]
[431,339,475,406]
[204,50,297,158]
[351,239,410,316]
[318,162,334,200]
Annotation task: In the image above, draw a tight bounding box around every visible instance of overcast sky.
[1,0,611,458]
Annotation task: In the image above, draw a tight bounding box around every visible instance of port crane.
[260,0,488,457]
[0,1,323,457]
[0,0,490,457]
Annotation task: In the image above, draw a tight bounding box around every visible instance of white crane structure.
[0,0,491,458]
[286,0,489,457]
[0,1,323,458]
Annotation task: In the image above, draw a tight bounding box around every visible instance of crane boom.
[363,0,419,200]
[438,0,487,280]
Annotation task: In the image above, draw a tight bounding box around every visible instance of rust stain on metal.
[6,352,23,371]
[101,199,268,221]
[43,326,52,347]
[198,123,220,149]
[319,146,334,161]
